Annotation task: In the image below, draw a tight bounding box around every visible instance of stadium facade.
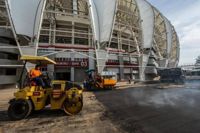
[0,0,22,84]
[0,0,180,85]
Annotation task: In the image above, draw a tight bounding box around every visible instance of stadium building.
[0,0,180,84]
[0,0,21,85]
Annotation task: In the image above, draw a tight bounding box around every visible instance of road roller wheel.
[8,99,32,120]
[63,95,83,115]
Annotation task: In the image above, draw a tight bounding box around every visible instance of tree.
[195,56,200,65]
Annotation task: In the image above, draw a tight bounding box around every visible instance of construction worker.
[29,65,45,87]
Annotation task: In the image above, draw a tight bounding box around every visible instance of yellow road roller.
[8,55,83,120]
[84,70,117,90]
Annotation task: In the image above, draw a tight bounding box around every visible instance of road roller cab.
[8,55,83,120]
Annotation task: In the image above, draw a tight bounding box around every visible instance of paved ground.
[1,81,200,133]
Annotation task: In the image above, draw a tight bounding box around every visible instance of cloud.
[180,20,200,47]
[174,2,200,64]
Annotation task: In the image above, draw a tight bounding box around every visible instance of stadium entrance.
[55,72,71,81]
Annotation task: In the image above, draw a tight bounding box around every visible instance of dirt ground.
[1,81,200,133]
[0,87,124,133]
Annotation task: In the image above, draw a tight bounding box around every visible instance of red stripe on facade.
[39,44,94,50]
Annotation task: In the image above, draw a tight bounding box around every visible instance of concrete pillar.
[70,52,75,82]
[47,54,55,80]
[119,53,124,80]
[72,22,75,45]
[139,55,145,81]
[89,49,95,70]
[139,54,150,81]
[129,56,133,80]
[71,20,75,82]
[71,67,75,82]
[88,26,91,47]
[47,64,54,80]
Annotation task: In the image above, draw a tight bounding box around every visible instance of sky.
[147,0,200,65]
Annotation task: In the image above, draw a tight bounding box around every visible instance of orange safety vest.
[29,68,42,78]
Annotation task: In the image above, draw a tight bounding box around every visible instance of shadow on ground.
[0,109,67,123]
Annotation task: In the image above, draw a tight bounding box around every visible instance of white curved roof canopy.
[88,0,117,46]
[135,0,155,80]
[88,0,117,74]
[7,0,46,38]
[135,0,154,49]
